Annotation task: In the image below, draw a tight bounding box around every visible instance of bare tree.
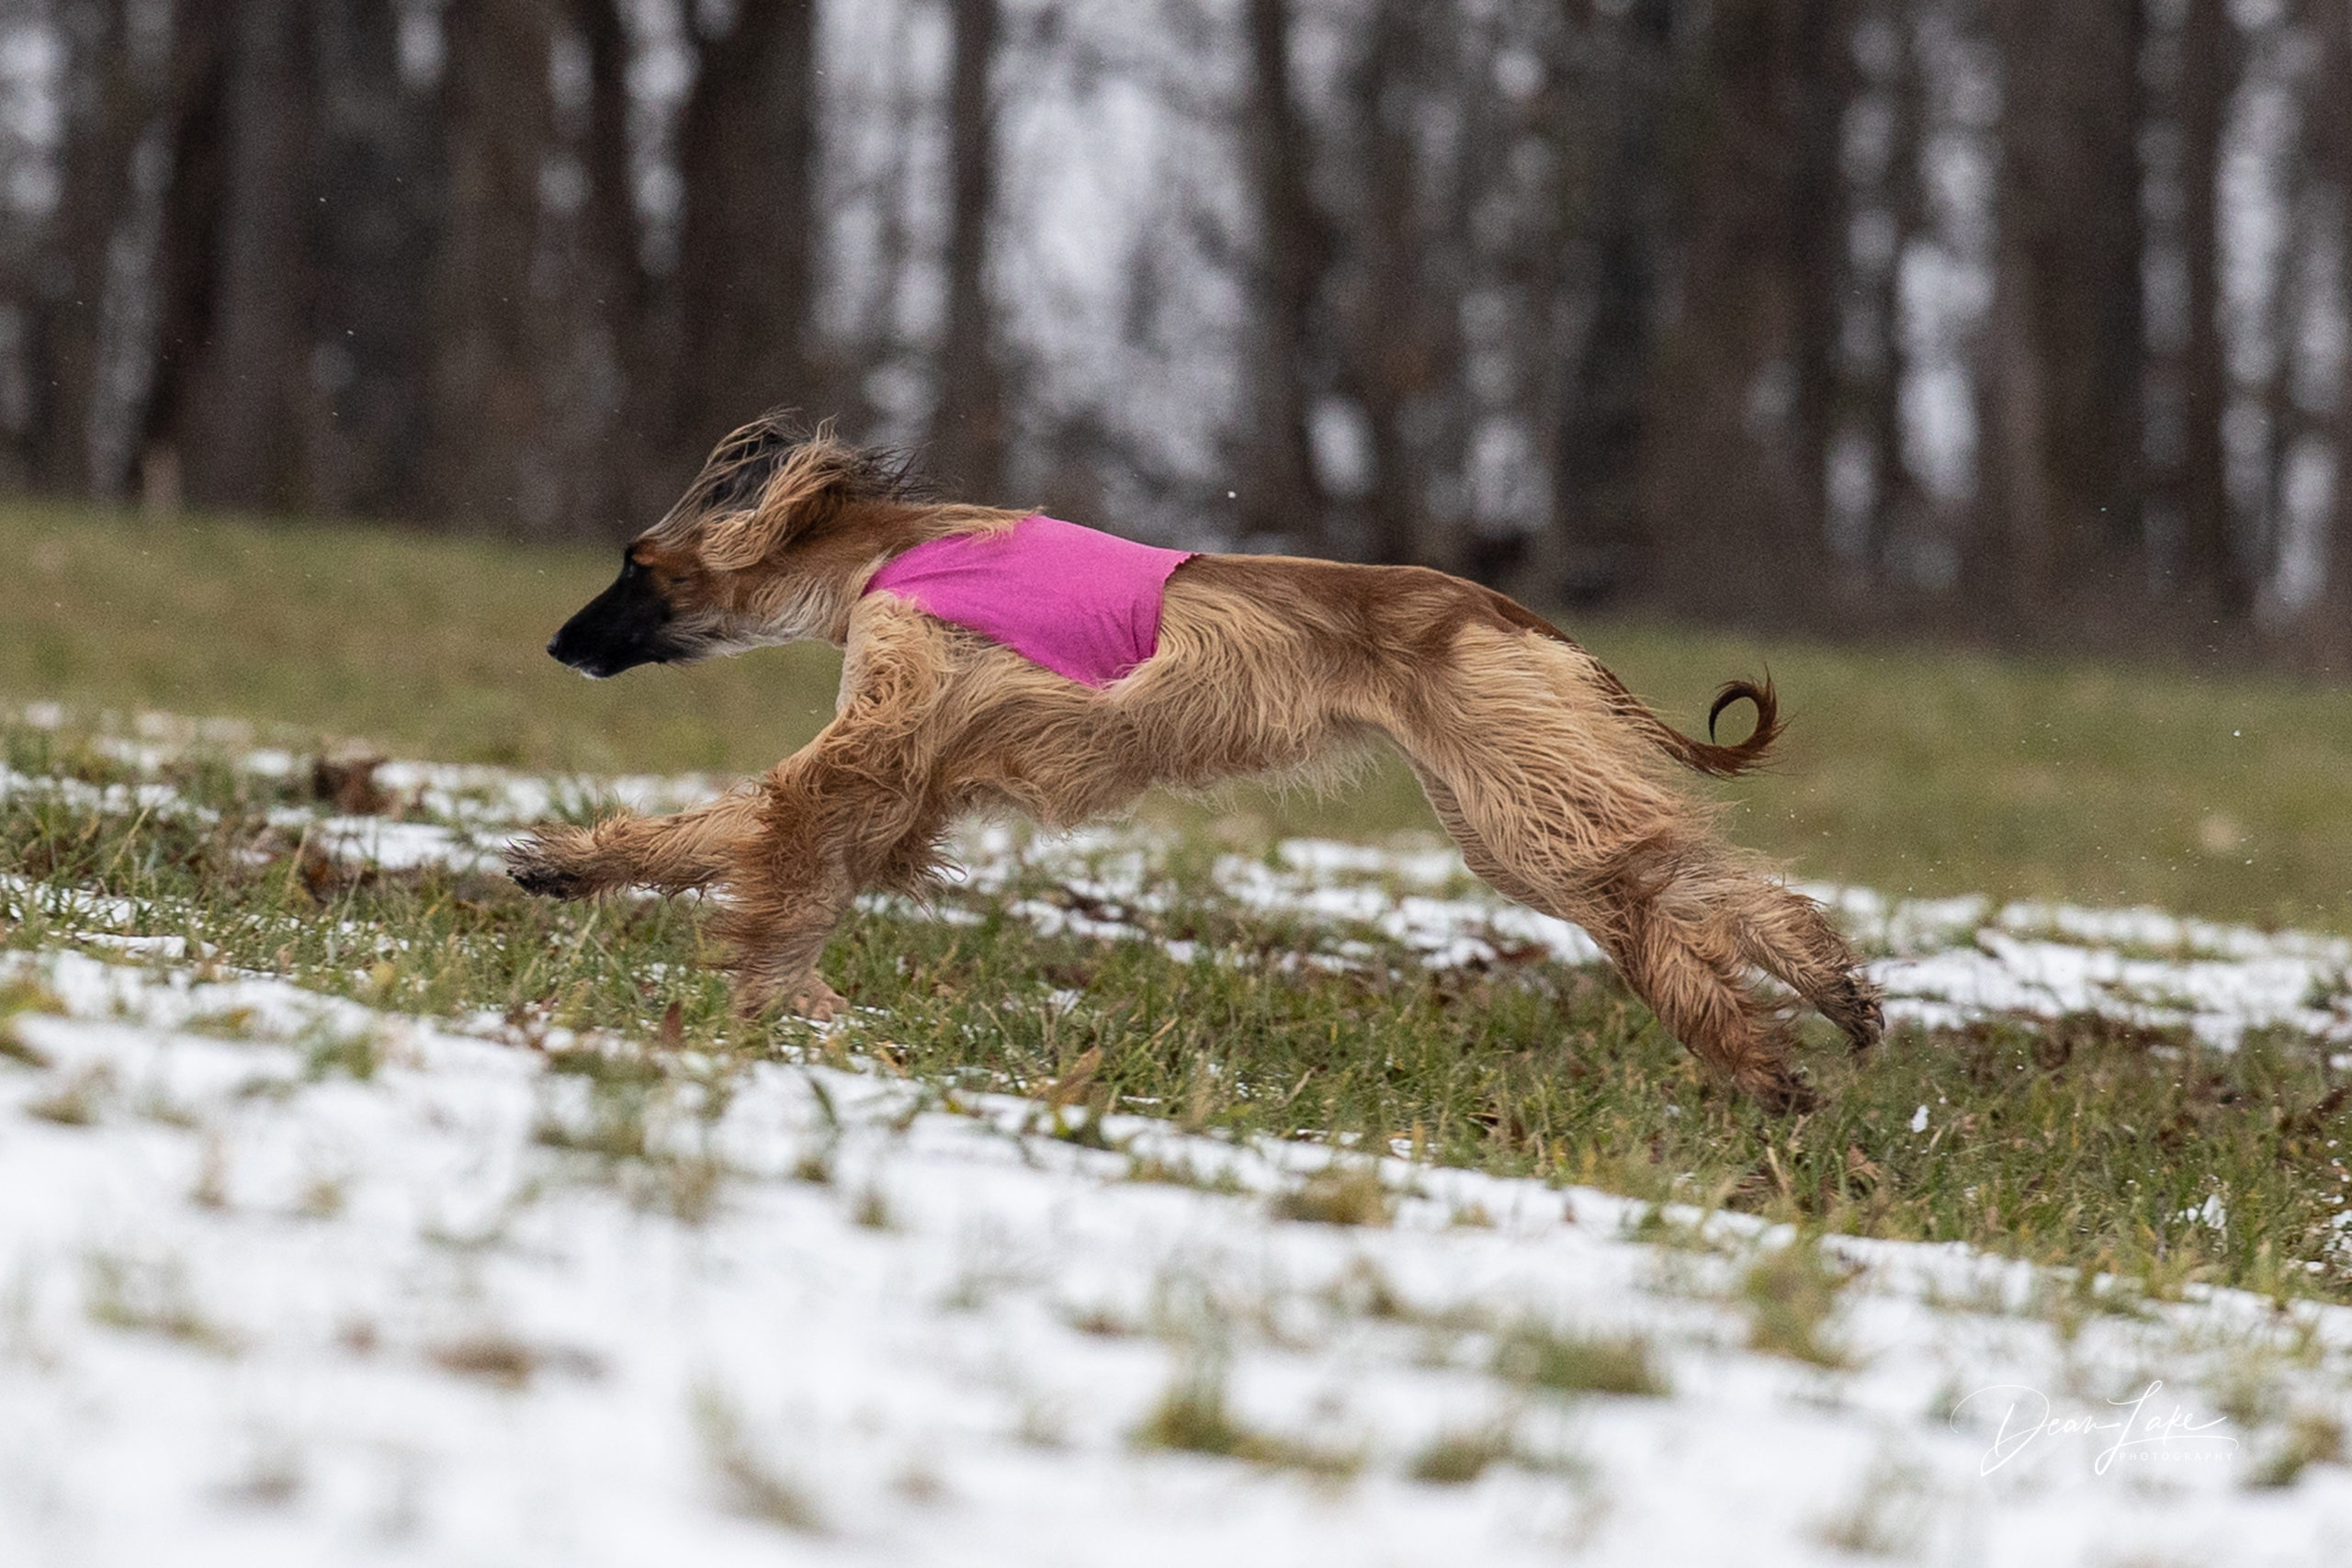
[2171,0,2244,615]
[1332,0,1429,565]
[120,0,230,512]
[2,0,2342,670]
[1825,0,1924,589]
[570,0,661,523]
[305,0,446,519]
[932,0,1007,502]
[169,0,314,512]
[1641,0,1849,624]
[36,0,129,494]
[1973,0,2144,619]
[39,0,214,499]
[428,0,558,527]
[673,0,820,455]
[1549,0,1673,604]
[1785,0,1852,595]
[2311,0,2352,666]
[1239,0,1330,550]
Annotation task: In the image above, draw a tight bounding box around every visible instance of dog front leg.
[507,790,765,899]
[714,884,854,1022]
[707,750,934,1024]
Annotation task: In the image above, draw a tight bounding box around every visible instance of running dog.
[510,413,1881,1110]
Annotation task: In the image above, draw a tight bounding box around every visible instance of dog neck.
[747,500,1028,649]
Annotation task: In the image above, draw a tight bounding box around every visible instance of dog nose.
[546,635,562,659]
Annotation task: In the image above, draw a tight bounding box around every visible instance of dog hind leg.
[1733,884,1883,1054]
[1604,878,1813,1110]
[1392,641,1815,1108]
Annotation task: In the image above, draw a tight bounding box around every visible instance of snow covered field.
[6,736,2352,1563]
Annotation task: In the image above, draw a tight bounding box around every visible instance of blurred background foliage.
[0,0,2348,927]
[0,0,2346,669]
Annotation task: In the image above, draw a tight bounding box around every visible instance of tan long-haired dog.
[512,414,1881,1110]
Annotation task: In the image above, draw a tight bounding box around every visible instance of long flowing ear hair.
[662,411,933,570]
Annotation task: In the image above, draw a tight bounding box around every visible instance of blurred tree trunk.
[40,0,194,498]
[1415,13,1487,581]
[2313,0,2352,670]
[169,0,314,512]
[2175,0,2244,616]
[1240,0,1330,550]
[1785,0,1849,592]
[1548,0,1672,604]
[429,0,556,529]
[836,5,926,439]
[568,0,664,530]
[673,0,818,456]
[932,0,1007,502]
[1340,0,1431,566]
[38,0,130,494]
[0,0,38,487]
[1974,0,2144,621]
[306,0,445,519]
[127,0,228,513]
[1641,0,1846,624]
[105,0,233,508]
[1846,0,1922,587]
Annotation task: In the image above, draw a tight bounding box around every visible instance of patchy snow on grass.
[20,730,2346,1054]
[925,822,2352,1050]
[10,739,2352,1561]
[7,939,2352,1565]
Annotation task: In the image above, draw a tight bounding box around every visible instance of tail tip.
[1705,674,1779,748]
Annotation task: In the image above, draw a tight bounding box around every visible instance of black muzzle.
[547,555,684,679]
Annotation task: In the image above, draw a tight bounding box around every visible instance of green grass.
[1131,1348,1363,1478]
[7,728,2352,1309]
[7,502,2352,1311]
[1491,1324,1668,1395]
[6,499,2350,926]
[1739,1241,1852,1367]
[0,498,842,776]
[1588,622,2352,933]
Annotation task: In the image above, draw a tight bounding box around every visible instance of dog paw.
[1748,1067,1819,1117]
[731,974,849,1024]
[506,830,595,899]
[1848,1008,1885,1057]
[1835,976,1886,1055]
[787,979,848,1022]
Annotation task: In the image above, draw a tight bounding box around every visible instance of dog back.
[865,514,1194,687]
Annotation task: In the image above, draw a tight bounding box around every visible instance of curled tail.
[1584,661,1779,778]
[1472,586,1785,777]
[1691,677,1782,776]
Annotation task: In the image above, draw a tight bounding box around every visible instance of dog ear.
[702,506,790,571]
[699,421,856,570]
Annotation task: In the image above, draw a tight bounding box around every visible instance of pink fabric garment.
[864,514,1196,688]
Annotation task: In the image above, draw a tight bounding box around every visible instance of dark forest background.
[1,0,2348,668]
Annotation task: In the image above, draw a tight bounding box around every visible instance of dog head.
[547,413,939,678]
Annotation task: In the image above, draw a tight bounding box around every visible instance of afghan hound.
[510,414,1881,1110]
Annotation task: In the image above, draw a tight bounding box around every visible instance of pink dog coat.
[864,514,1195,688]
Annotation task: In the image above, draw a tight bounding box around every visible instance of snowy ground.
[6,737,2352,1563]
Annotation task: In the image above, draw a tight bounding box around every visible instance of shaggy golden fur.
[514,413,1882,1110]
